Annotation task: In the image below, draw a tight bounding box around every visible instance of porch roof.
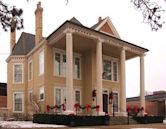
[47,19,149,53]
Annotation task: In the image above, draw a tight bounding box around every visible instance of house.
[6,2,148,117]
[0,82,7,108]
[127,91,166,117]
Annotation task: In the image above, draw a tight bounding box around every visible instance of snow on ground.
[0,121,66,128]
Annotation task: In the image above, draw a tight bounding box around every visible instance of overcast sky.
[0,0,166,97]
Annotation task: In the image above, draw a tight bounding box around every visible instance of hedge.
[33,113,110,126]
[133,116,164,124]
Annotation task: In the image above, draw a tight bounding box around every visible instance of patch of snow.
[0,121,66,128]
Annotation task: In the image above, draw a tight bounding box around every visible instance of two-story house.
[6,2,148,117]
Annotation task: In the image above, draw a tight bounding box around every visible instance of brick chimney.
[35,2,43,45]
[10,17,16,53]
[98,16,102,23]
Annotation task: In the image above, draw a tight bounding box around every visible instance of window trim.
[54,87,66,106]
[102,55,119,82]
[13,63,24,84]
[112,90,119,113]
[39,49,44,76]
[13,91,24,113]
[53,48,82,79]
[28,60,33,81]
[39,86,45,101]
[74,88,82,105]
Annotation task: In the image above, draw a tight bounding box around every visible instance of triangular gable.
[94,17,120,38]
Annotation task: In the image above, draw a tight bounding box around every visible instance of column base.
[63,110,74,115]
[98,111,106,116]
[120,112,127,116]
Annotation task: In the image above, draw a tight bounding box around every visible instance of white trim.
[13,63,24,84]
[54,86,66,106]
[13,91,24,113]
[28,60,33,81]
[39,86,45,101]
[112,90,119,113]
[103,88,109,113]
[53,48,82,79]
[38,49,44,76]
[102,55,119,82]
[95,17,121,38]
[74,88,82,105]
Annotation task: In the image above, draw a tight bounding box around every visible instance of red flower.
[86,104,91,112]
[74,103,79,111]
[134,105,139,113]
[46,105,50,112]
[96,105,100,112]
[127,105,131,112]
[61,104,66,111]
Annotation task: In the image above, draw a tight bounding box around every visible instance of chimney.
[10,16,16,53]
[35,2,43,45]
[98,16,102,23]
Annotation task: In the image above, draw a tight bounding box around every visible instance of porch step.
[109,116,138,125]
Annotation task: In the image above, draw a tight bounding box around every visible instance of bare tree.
[0,0,23,32]
[0,0,165,31]
[131,0,165,31]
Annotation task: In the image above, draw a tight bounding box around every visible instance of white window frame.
[74,89,82,105]
[103,55,118,82]
[53,48,81,79]
[28,60,33,81]
[39,49,44,75]
[13,63,24,84]
[54,87,66,106]
[13,92,24,113]
[103,88,109,113]
[112,91,119,113]
[39,86,45,101]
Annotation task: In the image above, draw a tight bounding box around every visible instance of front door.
[103,93,108,113]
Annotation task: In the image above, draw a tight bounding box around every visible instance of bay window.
[13,64,23,83]
[13,92,23,112]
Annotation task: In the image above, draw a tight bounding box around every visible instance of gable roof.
[12,32,35,55]
[91,17,120,38]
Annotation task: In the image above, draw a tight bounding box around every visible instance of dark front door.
[103,93,108,113]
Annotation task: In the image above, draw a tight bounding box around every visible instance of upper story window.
[74,57,80,79]
[39,50,44,75]
[103,56,118,82]
[28,61,33,81]
[54,49,81,79]
[13,64,23,84]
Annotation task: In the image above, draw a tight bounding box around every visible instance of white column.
[140,54,145,111]
[65,32,74,114]
[120,48,126,116]
[96,39,104,115]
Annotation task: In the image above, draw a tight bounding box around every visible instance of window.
[28,61,33,81]
[13,64,23,83]
[75,90,81,104]
[61,55,66,76]
[102,56,118,82]
[54,87,66,112]
[13,92,23,112]
[74,57,80,79]
[39,50,44,75]
[39,87,44,100]
[54,49,81,79]
[55,53,61,76]
[28,90,33,103]
[113,92,119,112]
[113,62,118,81]
[103,60,112,80]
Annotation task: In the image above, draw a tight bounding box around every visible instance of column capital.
[63,28,73,34]
[140,53,146,58]
[97,38,104,43]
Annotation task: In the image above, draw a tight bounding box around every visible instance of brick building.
[0,83,7,107]
[127,91,166,117]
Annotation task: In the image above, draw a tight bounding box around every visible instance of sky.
[0,0,166,97]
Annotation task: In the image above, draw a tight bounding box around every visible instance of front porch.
[46,22,147,116]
